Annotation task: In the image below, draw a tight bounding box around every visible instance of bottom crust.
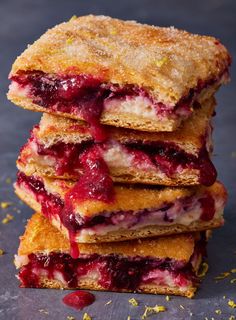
[35,277,196,298]
[15,185,223,243]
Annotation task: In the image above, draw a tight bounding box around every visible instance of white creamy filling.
[104,96,158,119]
[9,81,31,97]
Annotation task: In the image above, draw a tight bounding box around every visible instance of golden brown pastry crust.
[29,277,197,298]
[15,172,226,217]
[17,157,200,186]
[18,212,196,262]
[35,97,215,152]
[9,15,230,105]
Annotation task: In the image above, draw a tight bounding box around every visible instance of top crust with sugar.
[10,15,230,105]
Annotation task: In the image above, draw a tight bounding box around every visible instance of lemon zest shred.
[2,214,14,224]
[1,202,12,209]
[155,57,168,67]
[228,300,236,308]
[141,305,166,319]
[128,298,138,307]
[214,272,230,280]
[197,262,209,277]
[83,313,92,320]
[69,15,77,22]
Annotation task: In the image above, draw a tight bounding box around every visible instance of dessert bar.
[8,15,230,138]
[15,212,207,298]
[18,97,216,186]
[15,172,226,248]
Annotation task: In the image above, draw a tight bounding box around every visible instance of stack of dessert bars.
[8,15,230,298]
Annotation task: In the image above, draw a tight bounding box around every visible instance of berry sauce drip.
[62,291,95,310]
[61,145,115,258]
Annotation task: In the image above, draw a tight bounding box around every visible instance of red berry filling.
[18,251,200,290]
[31,137,217,186]
[10,70,225,141]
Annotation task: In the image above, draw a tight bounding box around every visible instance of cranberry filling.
[16,172,217,235]
[18,252,198,290]
[33,137,216,186]
[62,290,95,310]
[11,70,226,141]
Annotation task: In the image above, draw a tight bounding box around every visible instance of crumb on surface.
[229,316,235,320]
[105,300,112,305]
[231,268,236,273]
[2,214,14,224]
[230,278,236,284]
[38,309,49,314]
[127,316,131,320]
[165,295,170,301]
[215,309,222,315]
[128,298,138,307]
[0,249,4,255]
[67,316,75,320]
[179,305,185,310]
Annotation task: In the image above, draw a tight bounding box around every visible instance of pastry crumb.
[230,278,236,284]
[128,298,138,307]
[127,316,131,320]
[229,316,235,320]
[141,305,166,319]
[231,268,236,273]
[215,309,222,315]
[2,214,14,224]
[105,300,112,305]
[165,295,170,301]
[67,316,75,320]
[179,305,185,310]
[38,309,49,314]
[0,249,4,255]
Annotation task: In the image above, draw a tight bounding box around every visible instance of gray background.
[0,0,235,319]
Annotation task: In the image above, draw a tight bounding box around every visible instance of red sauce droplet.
[62,290,95,310]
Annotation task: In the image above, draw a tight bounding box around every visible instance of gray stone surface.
[0,1,235,319]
